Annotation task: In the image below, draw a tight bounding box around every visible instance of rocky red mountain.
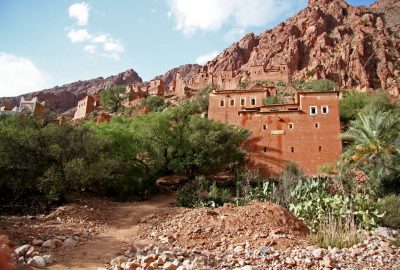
[206,0,400,91]
[0,69,142,112]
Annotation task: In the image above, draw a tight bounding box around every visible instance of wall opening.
[321,105,329,114]
[319,146,322,152]
[315,122,320,128]
[240,98,245,106]
[220,99,225,107]
[310,106,317,115]
[288,123,294,130]
[230,99,235,107]
[264,147,267,153]
[291,147,294,153]
[251,97,256,106]
[263,124,267,130]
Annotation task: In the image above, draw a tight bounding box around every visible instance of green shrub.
[140,96,166,112]
[377,195,400,228]
[302,79,335,92]
[318,163,334,174]
[262,96,280,105]
[176,183,199,208]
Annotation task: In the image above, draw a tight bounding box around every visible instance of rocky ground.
[1,194,399,269]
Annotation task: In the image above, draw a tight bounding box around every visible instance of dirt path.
[48,193,176,270]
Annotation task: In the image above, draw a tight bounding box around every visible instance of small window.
[240,98,246,106]
[315,122,320,128]
[288,123,294,130]
[291,147,295,153]
[251,97,256,106]
[319,146,322,152]
[310,106,317,115]
[263,147,267,153]
[321,105,329,114]
[230,99,235,107]
[220,99,225,107]
[262,124,267,130]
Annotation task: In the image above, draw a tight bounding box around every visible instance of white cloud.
[0,52,50,97]
[196,51,219,65]
[167,0,306,35]
[69,2,90,26]
[84,44,96,54]
[103,40,125,60]
[65,4,124,60]
[92,34,108,43]
[66,28,92,43]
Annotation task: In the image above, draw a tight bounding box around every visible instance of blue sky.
[0,0,376,97]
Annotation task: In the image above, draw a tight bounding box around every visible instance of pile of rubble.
[12,228,94,269]
[107,228,399,270]
[137,201,310,251]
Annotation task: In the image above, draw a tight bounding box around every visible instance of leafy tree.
[195,84,211,113]
[262,96,280,105]
[140,96,166,112]
[339,91,394,124]
[100,86,129,113]
[302,79,336,92]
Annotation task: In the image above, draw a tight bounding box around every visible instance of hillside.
[205,0,400,91]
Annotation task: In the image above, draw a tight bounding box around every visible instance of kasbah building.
[73,63,342,176]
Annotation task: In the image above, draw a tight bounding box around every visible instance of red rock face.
[153,64,202,86]
[205,0,400,92]
[0,69,142,113]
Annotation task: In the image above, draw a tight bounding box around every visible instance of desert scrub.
[377,195,400,228]
[310,213,363,248]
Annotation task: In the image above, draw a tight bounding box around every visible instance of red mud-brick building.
[208,90,342,175]
[73,94,100,120]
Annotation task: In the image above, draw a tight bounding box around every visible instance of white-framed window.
[321,105,329,114]
[220,99,225,107]
[251,97,256,106]
[288,123,294,130]
[230,98,235,107]
[310,106,317,115]
[240,97,246,106]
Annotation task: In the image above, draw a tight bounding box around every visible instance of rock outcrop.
[205,0,400,91]
[153,64,202,86]
[0,69,142,112]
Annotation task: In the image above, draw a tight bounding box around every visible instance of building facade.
[208,91,342,175]
[73,94,99,120]
[18,97,46,116]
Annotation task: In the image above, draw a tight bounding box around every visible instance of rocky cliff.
[0,69,142,112]
[205,0,400,91]
[154,64,202,86]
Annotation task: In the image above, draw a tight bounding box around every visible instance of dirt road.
[49,193,176,270]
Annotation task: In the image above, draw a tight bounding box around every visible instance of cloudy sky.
[0,0,375,97]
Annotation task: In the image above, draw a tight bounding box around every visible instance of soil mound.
[137,201,310,250]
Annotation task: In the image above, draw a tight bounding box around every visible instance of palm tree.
[339,110,400,189]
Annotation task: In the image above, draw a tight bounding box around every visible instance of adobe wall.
[73,95,95,120]
[250,65,289,82]
[240,92,342,175]
[208,89,274,126]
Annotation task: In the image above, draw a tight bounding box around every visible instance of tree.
[302,79,335,92]
[100,86,129,113]
[340,110,400,192]
[140,96,166,112]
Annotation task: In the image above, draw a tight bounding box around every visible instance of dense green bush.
[176,183,199,208]
[100,86,129,113]
[302,79,335,92]
[0,101,249,209]
[377,195,400,228]
[339,91,394,124]
[262,96,280,105]
[140,96,166,112]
